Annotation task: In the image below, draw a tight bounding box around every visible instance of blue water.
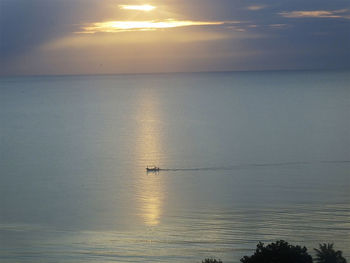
[0,70,349,262]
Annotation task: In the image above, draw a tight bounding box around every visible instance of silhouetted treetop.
[314,243,347,263]
[240,240,313,263]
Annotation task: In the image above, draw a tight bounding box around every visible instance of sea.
[0,70,349,263]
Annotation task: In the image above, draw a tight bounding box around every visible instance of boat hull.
[146,167,160,172]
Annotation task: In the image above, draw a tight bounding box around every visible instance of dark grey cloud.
[1,0,67,60]
[0,0,102,61]
[162,0,350,70]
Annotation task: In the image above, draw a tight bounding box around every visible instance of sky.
[0,0,350,75]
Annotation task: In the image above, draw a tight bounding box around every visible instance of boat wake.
[157,160,350,172]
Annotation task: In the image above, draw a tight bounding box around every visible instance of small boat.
[146,166,160,172]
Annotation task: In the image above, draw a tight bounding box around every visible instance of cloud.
[279,9,350,19]
[119,4,156,11]
[0,0,95,61]
[77,20,240,33]
[2,0,350,75]
[269,24,289,29]
[247,5,267,11]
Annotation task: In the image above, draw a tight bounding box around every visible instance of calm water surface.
[0,71,349,262]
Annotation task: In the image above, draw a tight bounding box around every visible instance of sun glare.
[119,4,156,11]
[79,20,225,33]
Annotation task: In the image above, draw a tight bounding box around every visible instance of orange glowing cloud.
[119,4,156,11]
[77,19,236,33]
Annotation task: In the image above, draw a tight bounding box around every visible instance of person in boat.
[146,166,160,171]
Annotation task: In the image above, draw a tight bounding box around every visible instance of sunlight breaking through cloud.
[78,19,234,33]
[119,4,156,11]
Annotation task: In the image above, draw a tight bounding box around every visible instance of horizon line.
[1,67,349,79]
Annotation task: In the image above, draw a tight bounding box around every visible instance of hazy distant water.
[0,70,349,263]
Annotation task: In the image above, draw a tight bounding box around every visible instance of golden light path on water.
[134,89,165,226]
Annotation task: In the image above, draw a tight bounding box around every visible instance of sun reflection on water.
[135,89,165,226]
[138,175,163,226]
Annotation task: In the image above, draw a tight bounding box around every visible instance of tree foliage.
[240,240,313,263]
[314,243,347,263]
